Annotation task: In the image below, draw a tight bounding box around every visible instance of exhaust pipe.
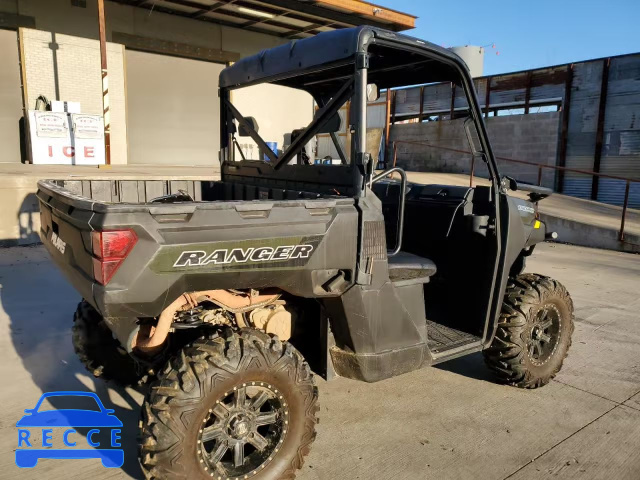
[132,289,280,355]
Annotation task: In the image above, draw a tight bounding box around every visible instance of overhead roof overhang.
[109,0,416,39]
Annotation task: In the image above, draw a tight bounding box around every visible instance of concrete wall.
[0,29,22,163]
[20,27,128,164]
[389,112,561,188]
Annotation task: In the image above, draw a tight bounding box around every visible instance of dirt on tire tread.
[72,300,147,386]
[139,328,319,480]
[483,273,574,389]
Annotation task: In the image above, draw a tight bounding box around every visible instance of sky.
[383,0,640,76]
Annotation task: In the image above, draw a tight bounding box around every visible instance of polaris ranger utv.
[37,26,574,480]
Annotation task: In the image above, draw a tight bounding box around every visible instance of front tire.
[139,329,319,480]
[483,274,574,388]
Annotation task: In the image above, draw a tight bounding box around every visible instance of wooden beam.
[254,0,392,30]
[98,0,111,165]
[312,0,415,29]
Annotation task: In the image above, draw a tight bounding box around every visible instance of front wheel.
[139,329,319,480]
[483,274,574,388]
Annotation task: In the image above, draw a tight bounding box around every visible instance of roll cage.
[219,25,500,198]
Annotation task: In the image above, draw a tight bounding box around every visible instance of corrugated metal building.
[385,53,640,207]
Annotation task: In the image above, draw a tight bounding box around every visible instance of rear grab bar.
[371,167,407,257]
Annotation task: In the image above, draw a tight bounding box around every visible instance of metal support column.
[384,88,391,167]
[484,77,491,118]
[98,0,111,165]
[591,58,611,200]
[557,64,574,192]
[449,83,456,119]
[524,70,533,114]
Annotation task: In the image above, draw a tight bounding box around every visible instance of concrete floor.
[0,243,638,479]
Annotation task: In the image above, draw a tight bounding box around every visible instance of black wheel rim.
[527,304,561,366]
[198,382,288,478]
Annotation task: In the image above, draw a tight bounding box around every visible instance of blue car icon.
[15,391,124,468]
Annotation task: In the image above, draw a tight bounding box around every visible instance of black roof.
[219,26,466,93]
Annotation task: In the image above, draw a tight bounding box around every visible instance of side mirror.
[367,83,380,102]
[239,117,259,137]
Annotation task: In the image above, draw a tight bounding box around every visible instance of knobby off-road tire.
[72,300,146,386]
[483,274,574,388]
[139,329,319,480]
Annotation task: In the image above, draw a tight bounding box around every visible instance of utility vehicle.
[38,26,574,480]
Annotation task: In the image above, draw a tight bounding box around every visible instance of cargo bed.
[36,178,358,319]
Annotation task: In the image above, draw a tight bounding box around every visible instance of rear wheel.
[483,274,574,388]
[139,329,318,480]
[72,300,146,386]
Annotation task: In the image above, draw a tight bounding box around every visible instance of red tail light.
[91,229,137,285]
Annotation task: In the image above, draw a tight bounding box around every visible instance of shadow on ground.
[2,246,144,478]
[433,352,496,383]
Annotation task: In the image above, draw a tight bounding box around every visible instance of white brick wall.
[20,28,127,164]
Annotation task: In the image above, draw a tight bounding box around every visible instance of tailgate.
[37,181,97,302]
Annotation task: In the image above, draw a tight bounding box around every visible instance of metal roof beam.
[159,0,327,35]
[283,22,333,39]
[114,1,283,37]
[110,0,412,37]
[190,0,238,19]
[227,0,355,28]
[239,13,327,37]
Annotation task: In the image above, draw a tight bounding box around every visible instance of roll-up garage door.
[0,29,23,163]
[125,50,224,166]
